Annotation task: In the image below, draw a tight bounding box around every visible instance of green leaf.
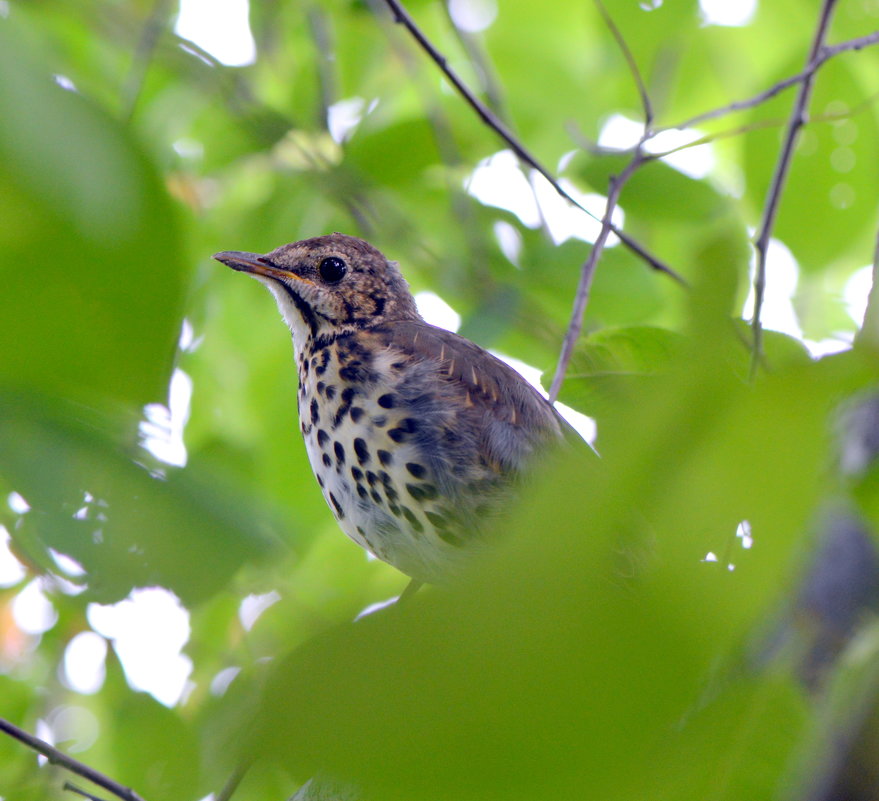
[550,324,683,418]
[0,390,275,604]
[0,19,186,408]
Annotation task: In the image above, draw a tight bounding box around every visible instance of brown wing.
[364,320,568,477]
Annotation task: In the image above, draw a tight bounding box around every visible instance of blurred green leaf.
[0,390,275,604]
[108,692,200,801]
[3,1,879,799]
[743,57,879,272]
[0,18,185,408]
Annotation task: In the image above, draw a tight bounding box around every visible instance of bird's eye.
[319,257,347,283]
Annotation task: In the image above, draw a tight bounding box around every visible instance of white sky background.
[2,0,872,713]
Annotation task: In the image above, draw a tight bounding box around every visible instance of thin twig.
[593,0,653,127]
[307,6,336,129]
[547,2,659,401]
[0,718,147,801]
[822,29,879,58]
[643,92,879,162]
[376,0,684,283]
[549,155,644,403]
[440,1,508,120]
[65,782,111,801]
[215,761,251,801]
[750,0,840,377]
[121,0,174,122]
[666,29,879,133]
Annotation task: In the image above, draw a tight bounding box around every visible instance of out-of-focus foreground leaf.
[247,313,878,799]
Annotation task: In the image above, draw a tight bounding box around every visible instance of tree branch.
[121,0,174,122]
[666,29,879,133]
[65,782,112,801]
[750,0,840,376]
[549,154,644,403]
[0,717,147,801]
[549,2,653,403]
[593,0,653,127]
[375,0,684,283]
[440,0,508,121]
[215,761,251,801]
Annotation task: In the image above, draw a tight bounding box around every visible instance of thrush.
[214,234,568,584]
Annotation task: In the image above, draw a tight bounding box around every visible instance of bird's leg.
[397,579,423,602]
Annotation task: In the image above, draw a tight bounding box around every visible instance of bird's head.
[214,233,421,343]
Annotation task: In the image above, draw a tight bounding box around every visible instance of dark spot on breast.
[425,510,449,530]
[322,453,332,468]
[370,489,383,504]
[388,418,419,443]
[378,470,392,486]
[406,462,426,479]
[377,393,397,409]
[475,503,492,518]
[339,362,364,382]
[316,381,325,394]
[300,421,307,435]
[438,529,464,547]
[315,349,330,376]
[391,361,406,370]
[357,485,368,500]
[316,474,325,488]
[400,505,424,534]
[443,429,461,445]
[301,360,310,376]
[350,407,364,423]
[385,485,399,501]
[389,502,400,515]
[332,386,359,429]
[366,470,378,487]
[334,441,346,465]
[353,438,370,465]
[310,398,319,425]
[351,466,364,482]
[317,429,329,448]
[372,415,387,428]
[407,483,438,502]
[377,449,393,467]
[329,492,345,519]
[325,385,336,401]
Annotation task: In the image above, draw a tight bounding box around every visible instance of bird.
[214,234,569,587]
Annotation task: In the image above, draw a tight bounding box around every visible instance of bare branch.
[215,762,251,801]
[0,718,147,801]
[593,0,653,127]
[549,155,644,403]
[375,0,684,283]
[121,0,174,122]
[667,29,879,133]
[307,6,336,128]
[549,2,661,401]
[750,0,840,376]
[441,1,508,121]
[65,782,111,801]
[645,93,879,162]
[822,29,879,59]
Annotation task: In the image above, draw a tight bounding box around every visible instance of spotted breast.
[215,234,567,584]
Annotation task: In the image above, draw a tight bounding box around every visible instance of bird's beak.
[213,251,313,285]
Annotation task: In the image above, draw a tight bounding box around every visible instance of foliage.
[0,0,878,799]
